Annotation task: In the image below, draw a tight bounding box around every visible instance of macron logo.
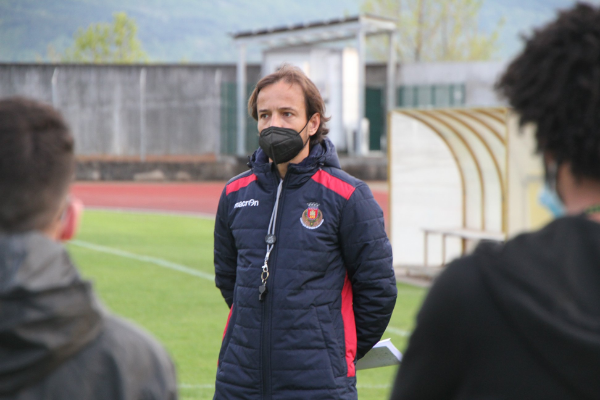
[234,199,259,208]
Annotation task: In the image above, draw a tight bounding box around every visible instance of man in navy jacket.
[213,65,397,399]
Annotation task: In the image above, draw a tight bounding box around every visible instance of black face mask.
[258,119,311,165]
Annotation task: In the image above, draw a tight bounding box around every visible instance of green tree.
[363,0,503,62]
[62,12,148,63]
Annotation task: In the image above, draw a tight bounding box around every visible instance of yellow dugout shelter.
[388,107,552,270]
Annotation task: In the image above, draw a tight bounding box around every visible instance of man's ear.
[59,197,84,241]
[308,113,320,136]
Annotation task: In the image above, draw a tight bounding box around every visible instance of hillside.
[0,0,590,63]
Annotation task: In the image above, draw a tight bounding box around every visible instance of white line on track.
[70,240,215,281]
[385,327,412,337]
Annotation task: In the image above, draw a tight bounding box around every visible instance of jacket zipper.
[261,172,288,400]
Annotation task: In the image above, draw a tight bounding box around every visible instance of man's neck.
[557,162,600,222]
[272,142,313,179]
[566,194,600,222]
[276,162,288,179]
[561,169,600,222]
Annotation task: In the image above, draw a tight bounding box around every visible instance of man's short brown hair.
[248,64,331,148]
[0,97,74,232]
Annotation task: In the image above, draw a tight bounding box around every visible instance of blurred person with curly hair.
[391,3,600,399]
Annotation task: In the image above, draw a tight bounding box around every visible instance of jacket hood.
[476,215,600,399]
[0,232,103,394]
[249,137,341,171]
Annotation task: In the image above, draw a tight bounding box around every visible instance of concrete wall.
[0,61,505,182]
[0,62,505,157]
[0,63,261,157]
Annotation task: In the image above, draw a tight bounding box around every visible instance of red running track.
[71,182,225,216]
[71,182,389,225]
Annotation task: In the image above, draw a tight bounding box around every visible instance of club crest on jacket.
[300,202,324,229]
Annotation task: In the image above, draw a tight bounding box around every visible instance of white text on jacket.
[234,199,260,208]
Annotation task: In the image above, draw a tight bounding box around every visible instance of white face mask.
[539,183,565,218]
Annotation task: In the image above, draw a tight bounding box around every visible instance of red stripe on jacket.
[222,305,234,340]
[218,305,234,366]
[341,274,357,377]
[311,170,355,200]
[226,174,257,195]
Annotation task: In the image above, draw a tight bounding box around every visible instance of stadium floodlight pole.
[214,68,223,155]
[51,68,59,108]
[385,31,397,154]
[236,44,247,157]
[356,25,366,156]
[139,68,147,162]
[386,31,396,114]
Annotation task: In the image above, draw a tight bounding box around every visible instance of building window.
[397,84,466,108]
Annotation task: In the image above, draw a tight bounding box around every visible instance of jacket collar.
[248,138,341,186]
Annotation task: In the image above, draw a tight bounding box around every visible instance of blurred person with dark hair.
[0,97,177,399]
[390,3,600,399]
[213,65,397,399]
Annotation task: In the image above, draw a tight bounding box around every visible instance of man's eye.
[283,112,292,117]
[259,114,268,119]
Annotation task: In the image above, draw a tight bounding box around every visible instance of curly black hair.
[496,2,600,179]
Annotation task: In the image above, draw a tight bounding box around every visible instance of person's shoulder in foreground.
[39,313,178,400]
[0,97,177,399]
[0,233,178,400]
[391,215,600,399]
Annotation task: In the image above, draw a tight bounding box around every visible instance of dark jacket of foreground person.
[0,233,178,400]
[214,139,397,399]
[391,215,600,400]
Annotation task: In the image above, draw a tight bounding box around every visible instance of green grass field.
[67,210,426,400]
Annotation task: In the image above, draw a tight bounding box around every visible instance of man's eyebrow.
[258,106,296,113]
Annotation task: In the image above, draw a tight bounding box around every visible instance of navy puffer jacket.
[213,139,397,399]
